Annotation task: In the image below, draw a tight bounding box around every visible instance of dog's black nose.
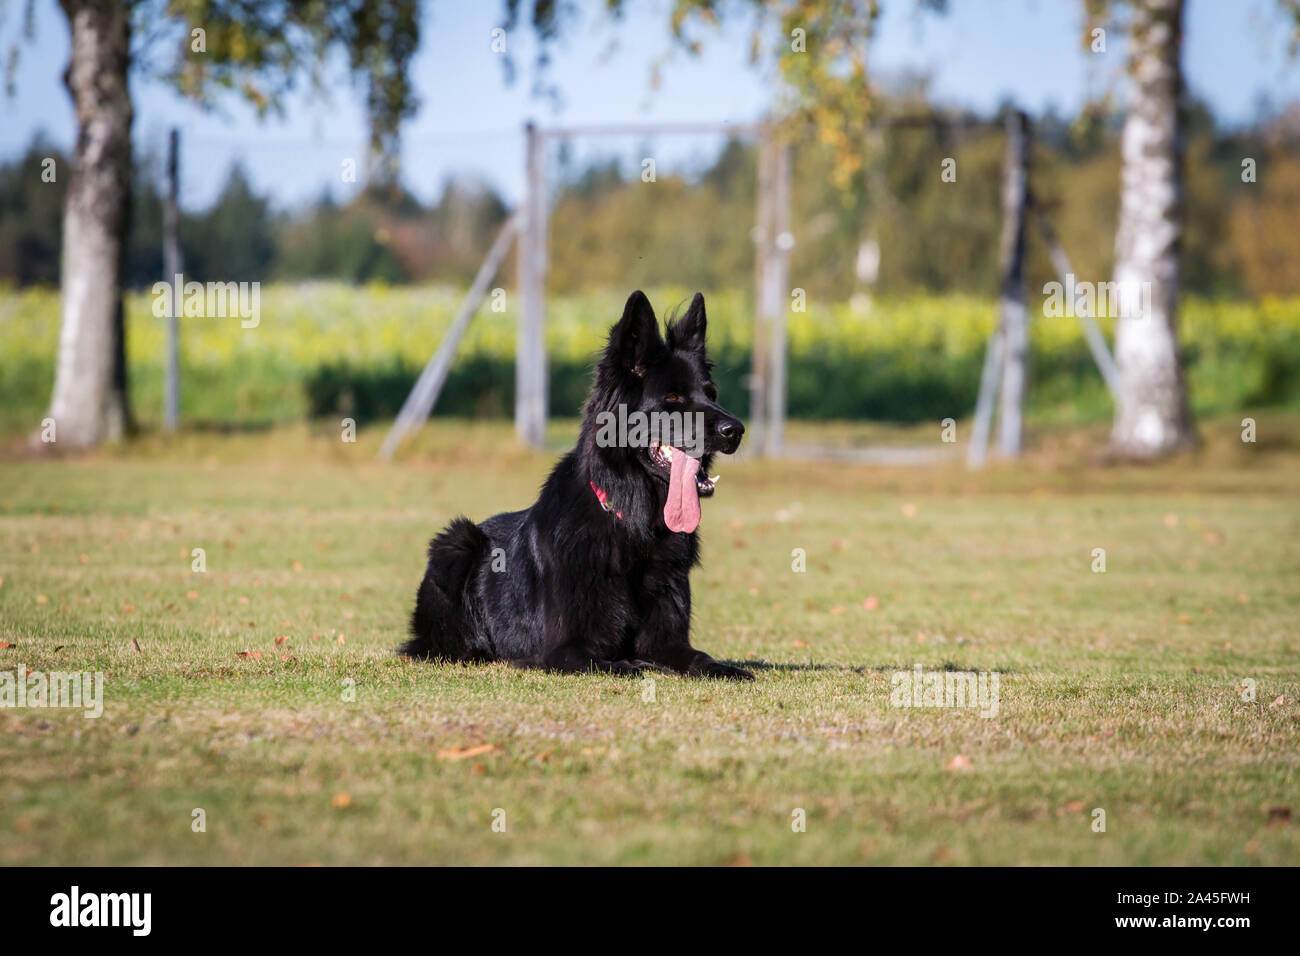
[717,419,743,441]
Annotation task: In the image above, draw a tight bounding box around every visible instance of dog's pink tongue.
[663,449,702,533]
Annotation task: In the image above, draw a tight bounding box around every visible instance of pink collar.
[590,480,623,519]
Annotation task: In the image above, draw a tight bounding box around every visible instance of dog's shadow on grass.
[733,660,1016,675]
[732,660,877,675]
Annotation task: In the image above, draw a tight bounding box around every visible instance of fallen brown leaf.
[437,743,500,761]
[237,650,263,660]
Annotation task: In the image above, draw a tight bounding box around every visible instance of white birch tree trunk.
[1109,0,1196,457]
[44,0,134,448]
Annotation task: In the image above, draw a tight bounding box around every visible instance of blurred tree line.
[2,95,1297,298]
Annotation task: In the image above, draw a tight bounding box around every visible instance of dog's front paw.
[606,658,659,676]
[689,658,755,681]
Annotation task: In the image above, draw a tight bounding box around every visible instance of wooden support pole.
[996,110,1031,459]
[378,213,519,461]
[966,316,1003,469]
[162,127,182,432]
[515,121,548,450]
[765,142,792,458]
[750,133,774,456]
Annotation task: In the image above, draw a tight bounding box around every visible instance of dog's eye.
[664,393,683,404]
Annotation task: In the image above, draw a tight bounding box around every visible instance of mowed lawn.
[0,416,1297,865]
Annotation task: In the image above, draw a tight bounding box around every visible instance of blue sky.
[2,0,1298,211]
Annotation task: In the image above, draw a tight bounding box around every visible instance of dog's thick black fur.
[400,290,753,679]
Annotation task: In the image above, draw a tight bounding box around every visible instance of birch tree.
[1107,0,1197,457]
[47,0,134,446]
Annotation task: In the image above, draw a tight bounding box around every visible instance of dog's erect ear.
[667,292,707,354]
[607,290,665,375]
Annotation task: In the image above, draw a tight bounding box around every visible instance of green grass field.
[1,415,1297,865]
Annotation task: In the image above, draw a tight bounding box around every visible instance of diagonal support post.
[378,212,519,461]
[1033,204,1120,399]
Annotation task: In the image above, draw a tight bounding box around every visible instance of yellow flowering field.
[2,283,1296,429]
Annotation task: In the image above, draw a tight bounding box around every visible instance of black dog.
[400,290,753,680]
